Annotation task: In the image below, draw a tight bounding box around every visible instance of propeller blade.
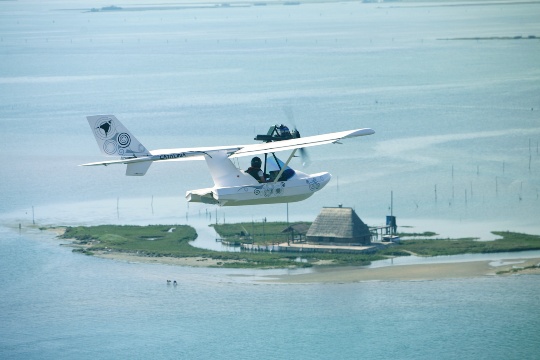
[282,106,294,124]
[299,147,311,168]
[283,106,310,166]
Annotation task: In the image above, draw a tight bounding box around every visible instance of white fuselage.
[185,151,331,206]
[186,172,331,206]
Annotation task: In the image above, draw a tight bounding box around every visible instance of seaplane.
[82,115,374,206]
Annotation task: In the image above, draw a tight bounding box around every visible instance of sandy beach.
[266,258,540,283]
[94,251,244,267]
[93,250,540,283]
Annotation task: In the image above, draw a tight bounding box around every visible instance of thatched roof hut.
[306,207,371,245]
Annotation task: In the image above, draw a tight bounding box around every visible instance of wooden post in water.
[529,139,532,172]
[251,220,255,243]
[390,190,393,216]
[263,217,266,243]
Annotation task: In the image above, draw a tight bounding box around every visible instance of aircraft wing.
[229,128,375,158]
[81,128,374,166]
[81,126,373,177]
[83,115,374,176]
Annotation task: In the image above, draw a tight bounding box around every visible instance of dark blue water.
[1,1,540,358]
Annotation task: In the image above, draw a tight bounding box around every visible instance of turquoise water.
[1,1,540,358]
[1,226,539,359]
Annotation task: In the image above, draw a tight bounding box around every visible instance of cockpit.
[265,154,295,182]
[245,153,296,183]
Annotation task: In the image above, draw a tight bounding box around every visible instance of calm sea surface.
[1,1,539,358]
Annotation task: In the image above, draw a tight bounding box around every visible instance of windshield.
[265,155,295,181]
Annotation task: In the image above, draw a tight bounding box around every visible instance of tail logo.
[88,115,147,157]
[117,133,131,147]
[103,140,117,155]
[95,119,116,139]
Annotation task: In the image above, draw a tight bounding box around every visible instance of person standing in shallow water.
[246,157,266,183]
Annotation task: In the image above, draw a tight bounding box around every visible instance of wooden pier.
[241,242,383,254]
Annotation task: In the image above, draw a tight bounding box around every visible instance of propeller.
[282,106,311,167]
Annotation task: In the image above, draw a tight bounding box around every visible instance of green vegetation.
[60,224,540,269]
[397,231,438,237]
[377,248,412,257]
[62,225,198,257]
[396,232,540,256]
[496,264,540,275]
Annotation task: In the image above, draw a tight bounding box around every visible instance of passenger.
[246,157,266,183]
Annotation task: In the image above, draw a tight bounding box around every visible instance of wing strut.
[272,149,297,183]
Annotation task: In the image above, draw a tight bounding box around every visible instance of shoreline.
[46,226,540,282]
[93,250,540,283]
[93,251,243,267]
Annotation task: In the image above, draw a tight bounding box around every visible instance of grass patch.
[62,225,199,257]
[496,264,540,275]
[397,232,540,256]
[397,231,438,237]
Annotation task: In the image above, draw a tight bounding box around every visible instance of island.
[56,223,540,279]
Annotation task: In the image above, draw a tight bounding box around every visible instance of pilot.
[246,157,266,183]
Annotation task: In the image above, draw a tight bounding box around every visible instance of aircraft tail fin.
[86,115,151,176]
[87,115,149,158]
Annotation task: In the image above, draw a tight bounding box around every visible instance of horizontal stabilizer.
[126,161,152,176]
[80,156,153,167]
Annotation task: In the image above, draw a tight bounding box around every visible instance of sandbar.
[93,251,247,267]
[265,258,540,283]
[94,250,540,283]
